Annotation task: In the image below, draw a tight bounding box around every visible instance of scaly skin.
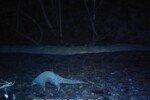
[32,71,87,90]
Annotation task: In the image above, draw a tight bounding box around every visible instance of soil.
[0,51,150,99]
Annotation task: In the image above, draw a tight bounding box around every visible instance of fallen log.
[0,44,149,55]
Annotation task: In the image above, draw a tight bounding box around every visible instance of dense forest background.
[0,0,149,46]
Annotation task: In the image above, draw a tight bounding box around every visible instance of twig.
[83,0,101,45]
[59,0,63,43]
[17,30,39,45]
[0,80,15,90]
[23,12,44,44]
[83,0,98,37]
[39,0,54,33]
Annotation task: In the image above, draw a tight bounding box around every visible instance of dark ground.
[0,51,150,99]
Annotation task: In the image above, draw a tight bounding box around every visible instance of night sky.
[0,0,149,46]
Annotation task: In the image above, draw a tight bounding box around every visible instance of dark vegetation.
[0,0,149,46]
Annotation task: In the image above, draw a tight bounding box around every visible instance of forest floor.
[0,51,150,100]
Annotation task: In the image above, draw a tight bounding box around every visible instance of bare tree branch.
[23,12,44,44]
[83,0,98,37]
[39,0,54,33]
[59,0,63,43]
